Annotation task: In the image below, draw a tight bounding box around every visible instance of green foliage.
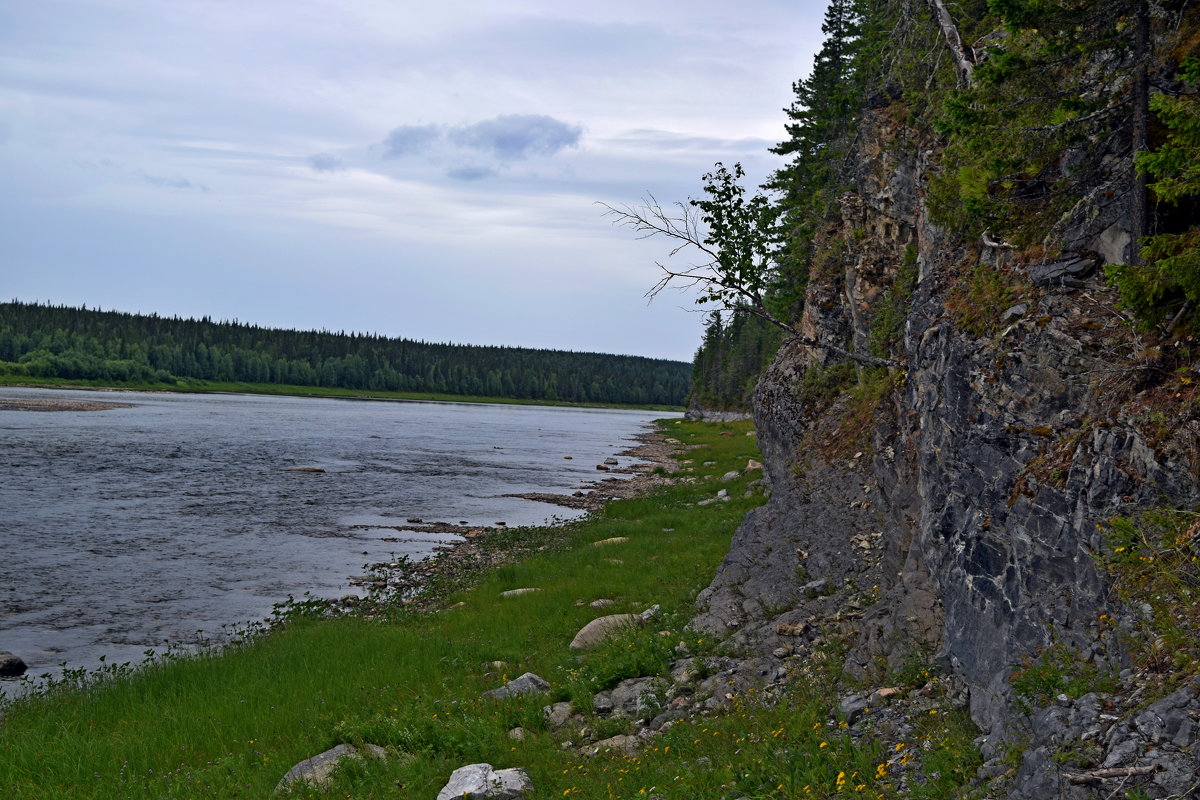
[796,360,858,410]
[689,163,779,308]
[868,245,919,359]
[945,264,1018,337]
[927,2,1140,242]
[1009,642,1118,714]
[689,308,784,412]
[573,617,680,694]
[0,301,690,406]
[1098,509,1200,682]
[1109,57,1200,328]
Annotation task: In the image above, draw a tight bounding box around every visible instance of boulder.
[436,763,532,800]
[586,734,642,757]
[543,701,574,728]
[594,677,669,720]
[482,672,551,700]
[275,743,386,792]
[1027,254,1099,287]
[838,694,869,724]
[0,652,27,677]
[720,470,740,482]
[569,614,642,650]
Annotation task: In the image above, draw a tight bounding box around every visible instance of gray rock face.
[436,763,531,800]
[482,672,550,700]
[1004,687,1200,800]
[0,652,27,677]
[275,743,386,792]
[687,99,1200,797]
[1026,254,1099,287]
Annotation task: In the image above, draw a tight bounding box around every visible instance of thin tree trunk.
[925,0,974,88]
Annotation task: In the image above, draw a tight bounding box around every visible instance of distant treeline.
[690,309,783,412]
[0,301,691,406]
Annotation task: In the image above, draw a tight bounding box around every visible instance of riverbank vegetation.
[0,301,690,407]
[0,421,977,799]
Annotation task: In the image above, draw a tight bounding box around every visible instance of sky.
[0,0,829,362]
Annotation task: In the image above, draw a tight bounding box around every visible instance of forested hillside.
[0,301,690,406]
[688,309,782,412]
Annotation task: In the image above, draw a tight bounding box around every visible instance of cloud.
[451,114,581,160]
[382,124,441,158]
[445,165,496,181]
[142,172,208,191]
[307,152,344,172]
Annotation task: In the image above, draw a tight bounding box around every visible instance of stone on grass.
[508,727,528,741]
[500,588,540,597]
[594,677,669,720]
[586,734,642,757]
[720,470,740,482]
[569,614,642,650]
[588,598,615,609]
[275,743,386,792]
[0,652,27,677]
[482,672,551,700]
[590,536,628,547]
[543,701,574,728]
[639,604,661,621]
[436,763,532,800]
[838,694,869,724]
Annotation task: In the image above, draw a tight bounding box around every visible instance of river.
[0,387,671,689]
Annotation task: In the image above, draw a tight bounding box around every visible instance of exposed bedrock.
[691,105,1200,796]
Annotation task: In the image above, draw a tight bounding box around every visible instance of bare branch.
[924,0,975,88]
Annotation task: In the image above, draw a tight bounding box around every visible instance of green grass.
[0,420,979,799]
[0,376,685,412]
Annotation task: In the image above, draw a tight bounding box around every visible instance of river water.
[0,387,670,689]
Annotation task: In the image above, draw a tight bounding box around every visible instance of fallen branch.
[1066,764,1161,784]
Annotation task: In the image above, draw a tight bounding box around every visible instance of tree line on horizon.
[0,301,691,406]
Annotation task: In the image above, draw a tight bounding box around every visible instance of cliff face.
[692,99,1200,796]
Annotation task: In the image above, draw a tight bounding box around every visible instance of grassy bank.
[0,421,975,799]
[0,377,685,412]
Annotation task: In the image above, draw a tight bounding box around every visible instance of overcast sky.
[1,0,829,362]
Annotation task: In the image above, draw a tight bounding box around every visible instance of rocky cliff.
[691,72,1200,800]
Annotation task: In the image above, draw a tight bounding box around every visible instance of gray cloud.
[451,114,581,160]
[445,165,496,181]
[382,124,441,158]
[142,172,208,191]
[308,152,344,172]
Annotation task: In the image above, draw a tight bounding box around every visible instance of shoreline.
[1,420,683,695]
[0,380,685,414]
[342,425,686,613]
